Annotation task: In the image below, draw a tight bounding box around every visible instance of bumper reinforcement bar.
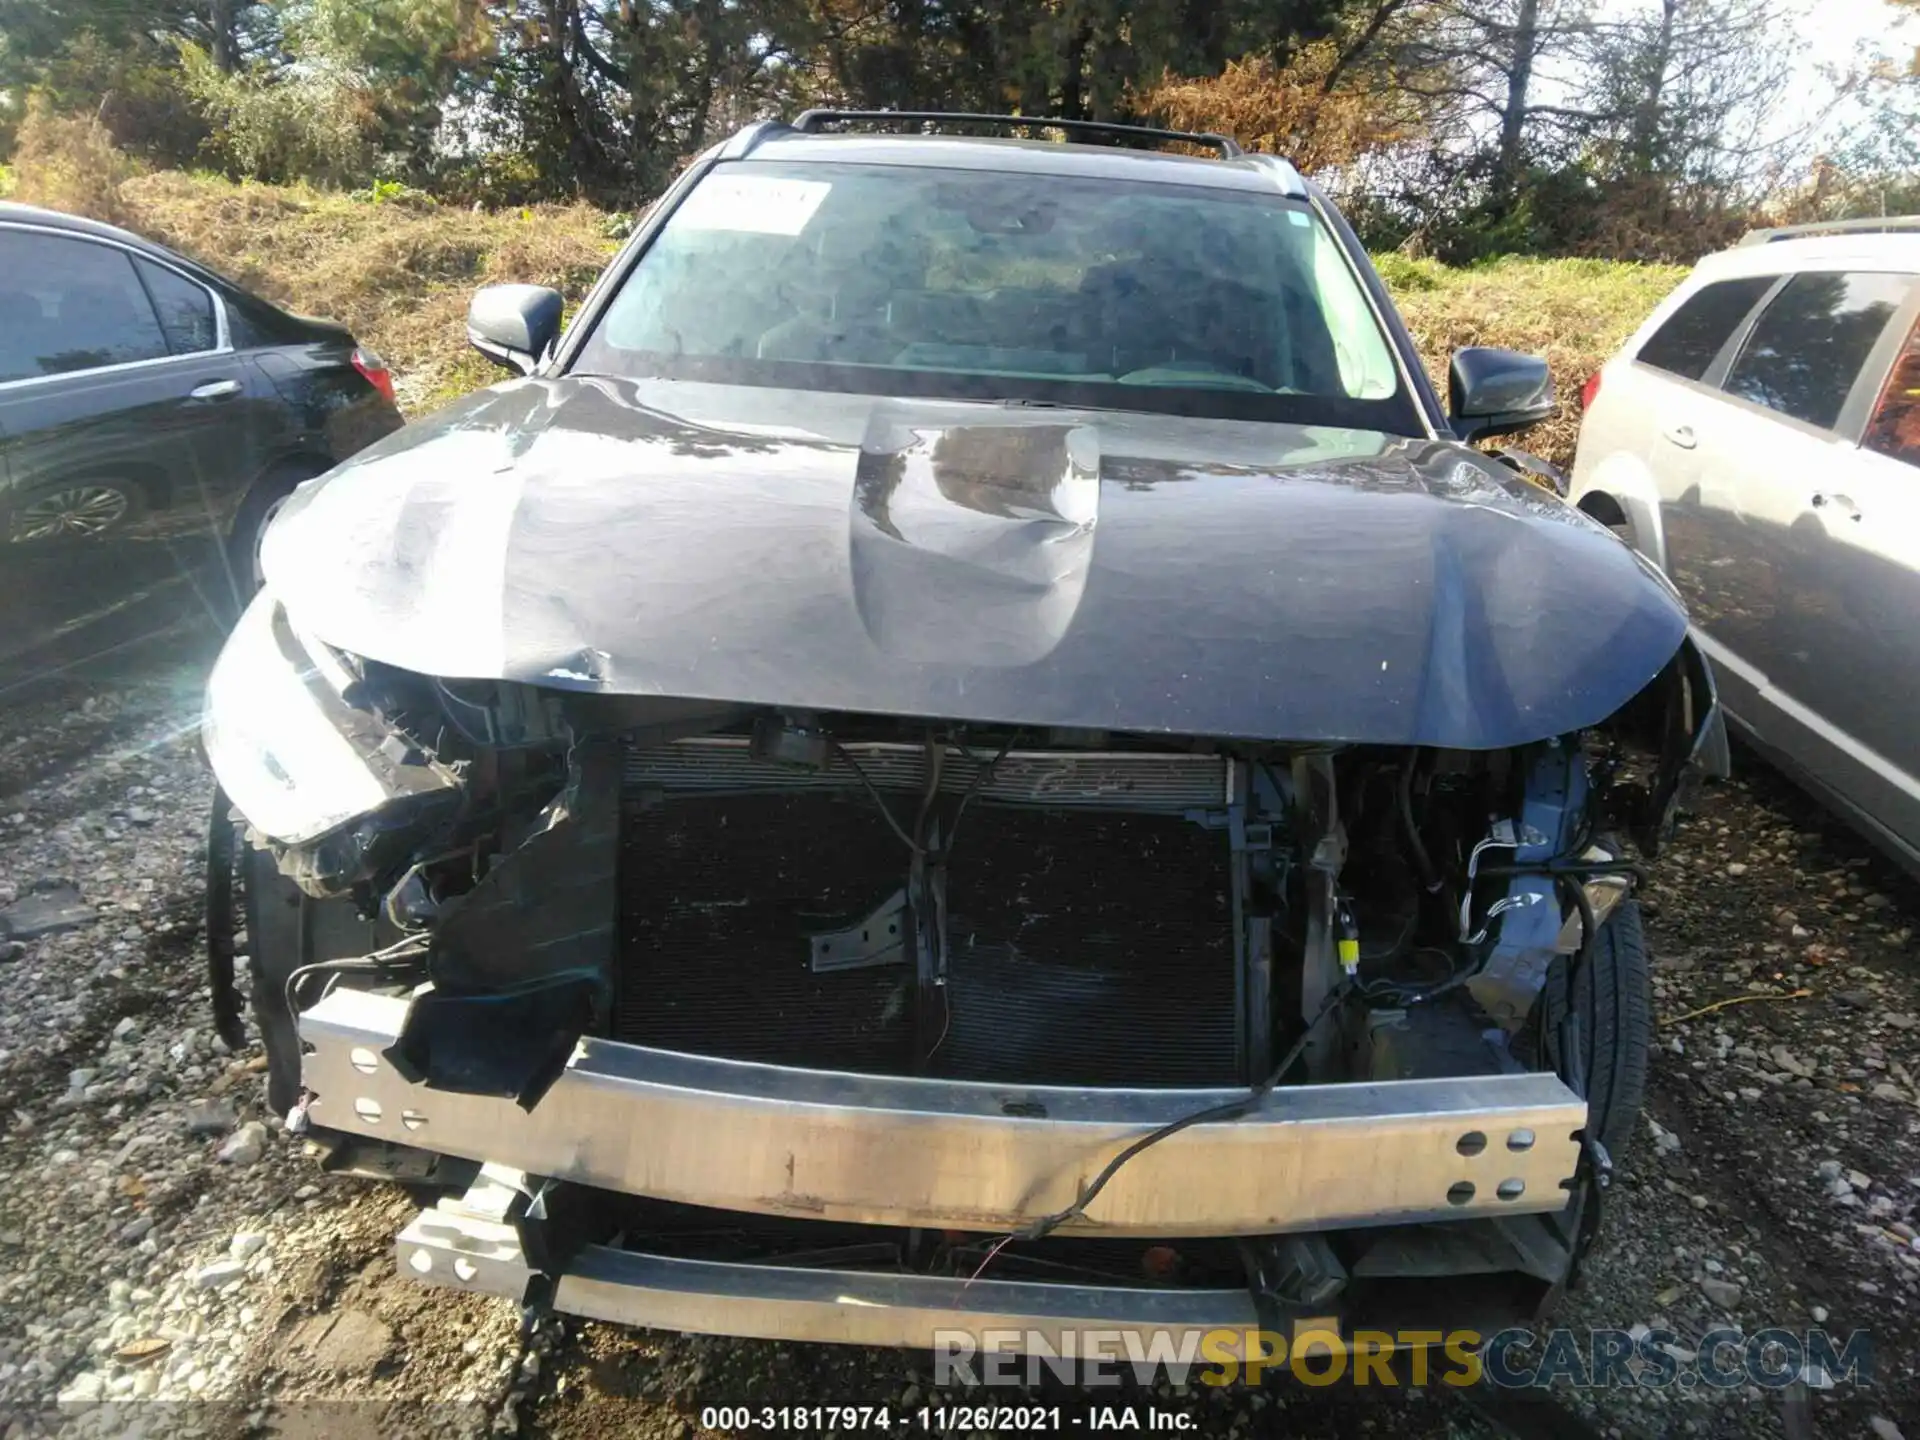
[304,989,1585,1236]
[400,1179,1260,1348]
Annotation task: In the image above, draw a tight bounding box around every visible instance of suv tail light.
[1580,370,1603,412]
[352,346,396,406]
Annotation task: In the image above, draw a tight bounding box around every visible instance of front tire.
[1538,898,1653,1164]
[227,460,324,594]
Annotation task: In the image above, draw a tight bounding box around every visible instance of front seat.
[757,227,923,365]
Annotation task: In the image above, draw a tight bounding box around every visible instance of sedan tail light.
[352,346,397,406]
[1580,370,1603,412]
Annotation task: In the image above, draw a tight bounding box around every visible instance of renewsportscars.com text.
[932,1325,1870,1391]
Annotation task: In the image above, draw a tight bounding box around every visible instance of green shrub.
[178,43,379,188]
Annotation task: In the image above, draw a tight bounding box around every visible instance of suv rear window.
[1635,276,1774,380]
[1724,271,1912,431]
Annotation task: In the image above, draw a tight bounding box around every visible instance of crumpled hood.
[264,375,1689,748]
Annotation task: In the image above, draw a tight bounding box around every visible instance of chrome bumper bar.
[307,990,1582,1244]
[303,990,1582,1236]
[401,1176,1260,1349]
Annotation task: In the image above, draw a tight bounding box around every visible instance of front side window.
[1723,271,1913,431]
[1865,314,1920,470]
[0,230,170,382]
[1636,276,1775,380]
[574,161,1414,429]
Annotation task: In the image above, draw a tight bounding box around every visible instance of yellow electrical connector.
[1335,895,1360,976]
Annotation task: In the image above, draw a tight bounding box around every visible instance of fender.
[1571,447,1668,574]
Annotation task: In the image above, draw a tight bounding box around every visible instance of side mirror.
[467,284,564,375]
[1448,346,1556,442]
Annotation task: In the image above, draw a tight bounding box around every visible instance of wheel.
[240,837,384,1115]
[227,461,324,593]
[1535,898,1653,1165]
[1576,493,1635,549]
[2,477,147,543]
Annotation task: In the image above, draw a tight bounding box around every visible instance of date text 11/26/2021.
[698,1407,1196,1431]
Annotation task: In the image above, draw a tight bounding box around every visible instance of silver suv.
[1571,219,1920,870]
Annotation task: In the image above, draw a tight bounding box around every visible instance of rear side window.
[135,257,218,354]
[1866,315,1920,469]
[0,230,170,381]
[1723,271,1912,431]
[1636,276,1775,379]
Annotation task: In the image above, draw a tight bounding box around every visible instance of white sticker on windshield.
[671,175,831,235]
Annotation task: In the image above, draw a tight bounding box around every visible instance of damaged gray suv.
[202,112,1724,1356]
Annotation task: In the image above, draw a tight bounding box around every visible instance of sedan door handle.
[186,379,244,402]
[1662,424,1696,450]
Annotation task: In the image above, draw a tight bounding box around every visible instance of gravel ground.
[1,642,1917,1440]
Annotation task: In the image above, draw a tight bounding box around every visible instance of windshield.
[572,159,1419,430]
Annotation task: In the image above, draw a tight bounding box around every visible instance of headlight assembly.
[203,591,448,844]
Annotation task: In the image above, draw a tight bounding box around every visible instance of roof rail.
[719,119,794,160]
[1737,215,1920,246]
[789,109,1244,159]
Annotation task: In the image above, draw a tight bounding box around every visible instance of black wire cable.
[282,946,428,1018]
[826,739,921,852]
[828,731,1021,856]
[944,732,1019,855]
[983,981,1353,1258]
[1556,872,1601,1000]
[1352,944,1475,1008]
[1398,755,1441,892]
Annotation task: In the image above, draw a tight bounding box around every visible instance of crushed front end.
[204,586,1723,1352]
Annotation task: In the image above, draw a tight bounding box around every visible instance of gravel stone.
[1699,1276,1744,1312]
[193,1260,248,1290]
[216,1121,269,1165]
[184,1099,236,1136]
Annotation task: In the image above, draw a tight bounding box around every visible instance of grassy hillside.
[65,170,1687,464]
[1380,252,1686,466]
[115,173,621,412]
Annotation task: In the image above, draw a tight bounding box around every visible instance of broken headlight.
[202,591,396,844]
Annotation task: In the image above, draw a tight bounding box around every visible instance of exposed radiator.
[614,786,1239,1087]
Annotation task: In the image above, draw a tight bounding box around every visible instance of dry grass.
[8,102,142,227]
[1386,253,1688,465]
[115,172,617,409]
[10,120,1682,457]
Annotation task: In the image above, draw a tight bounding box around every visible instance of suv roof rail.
[1737,215,1920,245]
[789,109,1244,159]
[719,119,794,159]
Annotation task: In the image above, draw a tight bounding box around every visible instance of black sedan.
[0,201,403,679]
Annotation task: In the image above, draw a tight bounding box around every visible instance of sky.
[1767,0,1915,153]
[1553,0,1916,163]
